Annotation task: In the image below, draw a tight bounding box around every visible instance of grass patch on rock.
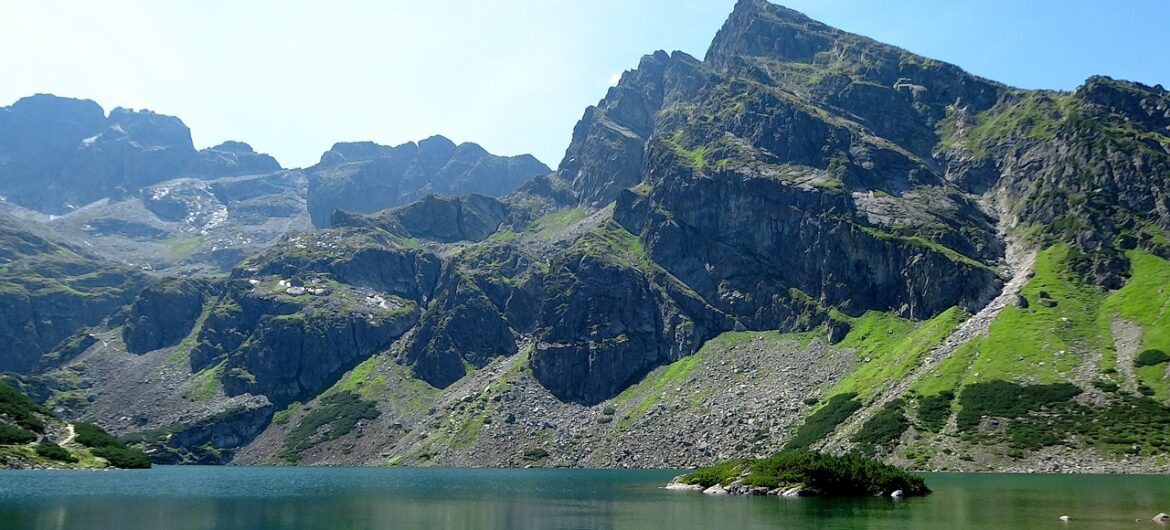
[280,391,380,462]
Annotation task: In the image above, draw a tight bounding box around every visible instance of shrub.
[685,451,929,497]
[280,391,380,462]
[93,446,151,469]
[522,447,549,460]
[916,391,955,432]
[74,423,123,448]
[73,422,151,468]
[601,406,616,415]
[0,381,48,433]
[35,442,77,463]
[783,393,861,450]
[596,415,612,424]
[1091,380,1120,393]
[1135,349,1170,368]
[681,459,749,487]
[956,380,1081,432]
[852,399,909,454]
[0,422,38,445]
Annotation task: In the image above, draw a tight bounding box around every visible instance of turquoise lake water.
[1,466,1168,529]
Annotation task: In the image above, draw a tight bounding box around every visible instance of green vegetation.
[681,458,749,488]
[522,447,549,460]
[272,401,301,425]
[163,234,204,261]
[965,392,1170,454]
[34,442,77,463]
[1135,349,1170,368]
[783,393,862,450]
[74,422,123,448]
[955,380,1081,432]
[856,224,989,269]
[851,399,909,455]
[528,208,588,237]
[92,446,152,468]
[941,90,1073,156]
[915,391,955,432]
[337,357,388,399]
[74,422,151,468]
[832,308,965,399]
[569,223,650,270]
[185,362,224,401]
[682,450,929,497]
[663,130,713,170]
[612,351,704,426]
[915,244,1108,394]
[0,423,37,445]
[280,391,380,462]
[913,247,1170,406]
[1103,251,1170,398]
[0,380,49,432]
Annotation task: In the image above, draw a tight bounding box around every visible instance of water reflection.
[1,468,1168,530]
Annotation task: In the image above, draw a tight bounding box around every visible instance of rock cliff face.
[306,135,549,227]
[331,194,509,243]
[121,278,214,354]
[183,141,282,179]
[0,212,144,372]
[519,0,1013,402]
[0,95,283,213]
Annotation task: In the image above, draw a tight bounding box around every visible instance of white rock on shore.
[664,476,704,491]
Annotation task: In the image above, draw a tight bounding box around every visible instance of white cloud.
[608,72,623,86]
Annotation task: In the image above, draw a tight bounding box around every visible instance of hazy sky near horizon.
[2,1,1167,169]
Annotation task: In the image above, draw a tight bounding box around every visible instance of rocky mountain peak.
[706,0,834,67]
[316,141,402,167]
[211,140,258,154]
[105,107,196,150]
[307,137,548,227]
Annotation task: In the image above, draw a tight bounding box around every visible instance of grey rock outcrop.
[307,135,549,227]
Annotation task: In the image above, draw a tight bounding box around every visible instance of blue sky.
[1,1,1166,169]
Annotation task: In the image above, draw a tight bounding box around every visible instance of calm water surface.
[1,466,1168,529]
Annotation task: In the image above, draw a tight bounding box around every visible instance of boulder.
[664,476,705,491]
[703,484,729,495]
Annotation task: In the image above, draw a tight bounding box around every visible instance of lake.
[0,467,1168,529]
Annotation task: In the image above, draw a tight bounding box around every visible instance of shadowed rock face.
[122,278,214,354]
[516,0,1014,402]
[331,194,509,243]
[306,135,549,227]
[0,212,144,372]
[182,141,282,179]
[0,95,282,213]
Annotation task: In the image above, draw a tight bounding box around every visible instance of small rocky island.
[667,450,929,497]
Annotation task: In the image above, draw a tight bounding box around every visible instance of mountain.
[5,0,1170,473]
[0,211,145,372]
[0,94,282,214]
[306,135,550,227]
[0,96,548,276]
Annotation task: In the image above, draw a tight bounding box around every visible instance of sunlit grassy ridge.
[831,308,965,399]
